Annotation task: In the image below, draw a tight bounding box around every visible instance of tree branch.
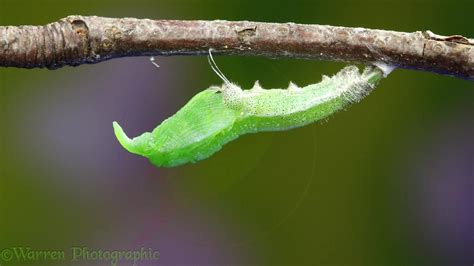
[1,16,473,80]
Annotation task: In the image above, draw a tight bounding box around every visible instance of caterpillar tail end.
[373,62,397,77]
[113,121,140,155]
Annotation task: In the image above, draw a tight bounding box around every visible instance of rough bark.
[0,16,473,80]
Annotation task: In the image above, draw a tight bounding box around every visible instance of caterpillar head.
[113,121,156,156]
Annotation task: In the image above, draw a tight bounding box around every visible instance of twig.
[0,16,473,80]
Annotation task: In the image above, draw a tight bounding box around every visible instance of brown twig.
[0,16,473,80]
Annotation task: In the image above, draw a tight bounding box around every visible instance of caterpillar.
[113,51,393,167]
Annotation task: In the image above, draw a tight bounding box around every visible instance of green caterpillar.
[113,52,392,167]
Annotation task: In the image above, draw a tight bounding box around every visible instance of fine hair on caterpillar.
[113,53,394,167]
[207,48,231,85]
[207,48,242,104]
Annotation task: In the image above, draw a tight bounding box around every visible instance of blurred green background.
[0,0,473,265]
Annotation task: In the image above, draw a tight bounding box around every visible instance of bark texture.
[0,16,473,80]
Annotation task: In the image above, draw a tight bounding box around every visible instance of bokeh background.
[0,0,473,265]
